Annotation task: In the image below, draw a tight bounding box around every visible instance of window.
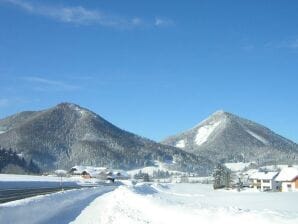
[287,184,292,188]
[257,180,261,183]
[263,180,270,183]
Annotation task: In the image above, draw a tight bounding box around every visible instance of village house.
[250,171,280,191]
[69,166,109,180]
[275,167,298,192]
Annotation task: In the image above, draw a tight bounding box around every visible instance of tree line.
[0,146,40,174]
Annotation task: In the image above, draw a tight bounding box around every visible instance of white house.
[250,171,280,191]
[275,167,298,192]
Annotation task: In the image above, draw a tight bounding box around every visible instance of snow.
[275,167,298,182]
[250,171,279,180]
[225,162,252,172]
[0,174,101,189]
[73,105,87,116]
[0,130,6,134]
[195,121,221,145]
[0,186,117,224]
[1,182,298,224]
[246,129,269,145]
[176,139,185,148]
[127,161,182,176]
[262,164,298,171]
[71,183,298,224]
[55,170,68,176]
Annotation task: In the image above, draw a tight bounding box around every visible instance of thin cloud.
[265,38,298,50]
[241,44,255,52]
[23,76,80,91]
[154,17,174,27]
[286,39,298,49]
[2,0,144,28]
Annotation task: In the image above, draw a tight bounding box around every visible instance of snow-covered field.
[71,183,298,224]
[0,174,102,189]
[224,162,252,172]
[1,182,298,224]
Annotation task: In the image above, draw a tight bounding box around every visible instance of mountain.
[162,110,298,165]
[0,103,212,174]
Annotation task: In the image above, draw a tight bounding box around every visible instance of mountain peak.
[196,110,231,128]
[212,110,226,115]
[56,102,80,109]
[54,102,94,117]
[162,110,298,165]
[211,110,235,118]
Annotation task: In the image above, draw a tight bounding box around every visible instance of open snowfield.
[1,182,298,224]
[71,183,298,224]
[0,174,102,189]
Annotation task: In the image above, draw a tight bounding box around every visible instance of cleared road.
[0,186,82,204]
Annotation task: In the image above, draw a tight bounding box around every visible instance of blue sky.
[0,0,298,142]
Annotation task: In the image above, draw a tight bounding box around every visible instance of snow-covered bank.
[71,183,298,224]
[0,186,117,224]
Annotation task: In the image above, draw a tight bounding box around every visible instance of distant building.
[69,166,109,180]
[250,171,280,191]
[69,166,129,181]
[275,167,298,192]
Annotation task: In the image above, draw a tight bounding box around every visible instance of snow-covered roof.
[250,171,278,180]
[275,167,298,182]
[70,166,108,176]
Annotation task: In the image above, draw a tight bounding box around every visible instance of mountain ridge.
[0,102,213,174]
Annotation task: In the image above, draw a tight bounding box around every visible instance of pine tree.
[143,173,150,182]
[213,163,231,189]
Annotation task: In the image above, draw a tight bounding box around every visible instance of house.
[275,167,298,192]
[69,166,109,180]
[249,171,280,191]
[241,169,259,187]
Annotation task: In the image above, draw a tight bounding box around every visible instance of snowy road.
[0,186,117,224]
[0,186,86,204]
[1,183,298,224]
